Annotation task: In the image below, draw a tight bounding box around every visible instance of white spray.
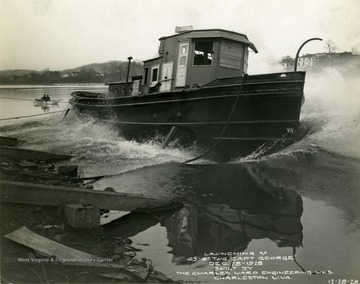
[301,67,360,158]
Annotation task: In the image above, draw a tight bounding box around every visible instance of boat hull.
[70,72,306,159]
[33,100,60,107]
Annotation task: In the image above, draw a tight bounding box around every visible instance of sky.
[1,0,359,73]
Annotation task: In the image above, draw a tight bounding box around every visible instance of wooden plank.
[0,180,181,213]
[0,146,72,162]
[4,227,150,281]
[5,227,96,259]
[100,210,130,225]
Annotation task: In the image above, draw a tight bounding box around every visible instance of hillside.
[0,61,143,85]
[0,69,40,77]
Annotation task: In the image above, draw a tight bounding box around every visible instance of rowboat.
[33,99,61,107]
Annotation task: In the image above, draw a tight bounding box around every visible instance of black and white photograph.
[0,0,359,283]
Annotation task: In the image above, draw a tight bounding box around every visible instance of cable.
[0,109,71,121]
[0,97,68,103]
[292,247,306,272]
[183,74,248,164]
[0,97,35,101]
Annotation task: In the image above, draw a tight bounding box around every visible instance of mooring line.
[0,97,69,103]
[0,96,35,102]
[0,109,72,121]
[183,74,248,164]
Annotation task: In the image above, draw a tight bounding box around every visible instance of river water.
[0,68,359,284]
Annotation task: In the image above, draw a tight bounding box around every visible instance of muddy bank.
[1,203,179,283]
[0,145,181,283]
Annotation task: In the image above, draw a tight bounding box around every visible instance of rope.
[183,74,248,164]
[0,97,68,103]
[0,109,72,121]
[0,96,35,102]
[292,247,306,272]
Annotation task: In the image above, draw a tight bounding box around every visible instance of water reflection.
[162,164,303,264]
[103,163,304,267]
[33,101,60,112]
[99,159,360,281]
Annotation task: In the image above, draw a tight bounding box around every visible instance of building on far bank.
[281,51,360,73]
[281,56,296,71]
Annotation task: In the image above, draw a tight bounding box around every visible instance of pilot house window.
[143,68,149,84]
[152,68,158,82]
[193,41,213,65]
[150,65,159,86]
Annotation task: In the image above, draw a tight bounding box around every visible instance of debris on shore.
[0,136,182,283]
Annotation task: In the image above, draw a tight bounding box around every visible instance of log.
[0,180,181,213]
[0,136,22,147]
[0,146,71,162]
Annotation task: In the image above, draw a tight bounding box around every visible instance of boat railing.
[203,71,305,87]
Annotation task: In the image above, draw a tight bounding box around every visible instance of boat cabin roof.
[159,29,258,53]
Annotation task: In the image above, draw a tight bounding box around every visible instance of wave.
[301,67,360,159]
[0,115,206,165]
[234,67,360,164]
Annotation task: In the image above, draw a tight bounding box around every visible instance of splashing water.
[301,68,360,159]
[0,114,209,176]
[233,67,360,163]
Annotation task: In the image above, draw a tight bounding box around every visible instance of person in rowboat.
[41,94,51,102]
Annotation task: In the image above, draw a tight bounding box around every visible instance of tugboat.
[70,26,306,159]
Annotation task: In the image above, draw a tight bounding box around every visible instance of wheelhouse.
[141,26,258,95]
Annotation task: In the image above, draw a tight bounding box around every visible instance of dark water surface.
[0,72,359,284]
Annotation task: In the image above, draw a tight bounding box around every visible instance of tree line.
[0,61,144,85]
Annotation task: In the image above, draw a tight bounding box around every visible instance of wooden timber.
[0,180,181,213]
[0,146,72,162]
[0,136,22,147]
[4,227,153,281]
[5,226,96,260]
